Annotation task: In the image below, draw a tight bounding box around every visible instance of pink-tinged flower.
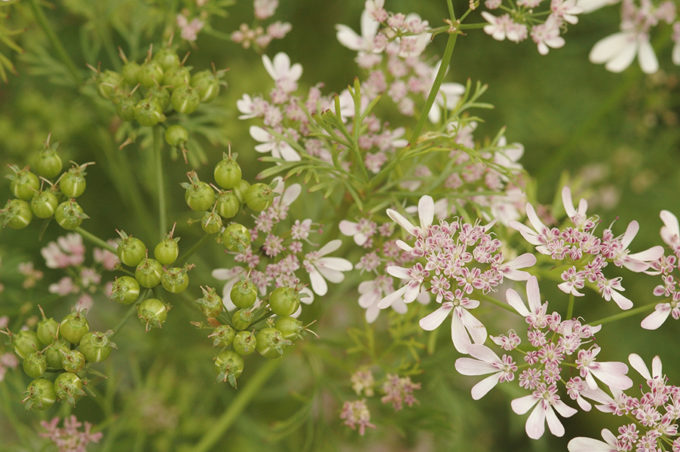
[249,125,300,161]
[40,416,103,452]
[673,22,680,65]
[378,264,428,308]
[455,344,517,399]
[351,369,375,396]
[0,316,8,329]
[93,242,119,271]
[660,209,680,253]
[511,383,577,439]
[641,301,679,330]
[481,12,528,42]
[610,220,664,272]
[509,203,554,253]
[505,276,550,328]
[76,294,93,312]
[358,276,405,323]
[49,277,78,296]
[568,428,619,452]
[340,399,375,435]
[561,186,594,230]
[254,0,278,20]
[236,94,267,119]
[386,195,435,240]
[177,14,204,42]
[262,52,302,92]
[381,374,421,410]
[336,9,380,53]
[551,0,583,24]
[576,0,618,13]
[575,346,633,391]
[303,240,353,296]
[530,17,565,55]
[597,276,633,310]
[418,289,486,353]
[339,218,377,246]
[628,353,663,383]
[499,253,536,281]
[0,352,19,381]
[42,234,86,269]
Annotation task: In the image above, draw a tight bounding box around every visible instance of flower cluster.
[340,399,375,436]
[40,415,103,452]
[511,186,663,309]
[231,0,292,51]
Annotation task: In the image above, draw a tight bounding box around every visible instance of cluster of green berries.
[17,310,115,410]
[110,228,193,331]
[95,47,224,143]
[182,152,275,251]
[195,284,308,388]
[1,142,90,231]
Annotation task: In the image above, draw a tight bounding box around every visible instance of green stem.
[76,227,117,253]
[178,234,211,265]
[191,359,281,452]
[153,126,167,238]
[111,292,148,338]
[589,302,657,326]
[409,0,458,143]
[28,0,81,83]
[566,294,575,320]
[479,292,520,315]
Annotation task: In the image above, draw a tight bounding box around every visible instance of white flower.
[336,9,380,53]
[568,428,619,452]
[628,352,663,382]
[303,240,353,296]
[498,253,536,281]
[358,276,406,323]
[589,31,658,74]
[660,209,680,251]
[641,302,676,330]
[428,79,465,123]
[505,276,550,327]
[386,195,435,239]
[249,125,300,161]
[530,17,565,55]
[482,12,528,42]
[576,345,633,391]
[455,344,516,399]
[511,385,577,439]
[611,220,664,272]
[262,52,303,92]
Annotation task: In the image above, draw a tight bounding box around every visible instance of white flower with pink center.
[530,16,565,55]
[511,383,577,439]
[42,233,86,269]
[455,344,517,399]
[336,9,381,54]
[385,195,435,242]
[575,346,633,391]
[505,276,550,328]
[303,240,353,296]
[339,218,377,246]
[510,203,557,254]
[640,299,680,330]
[262,52,302,93]
[660,209,680,254]
[358,275,405,323]
[609,220,664,272]
[249,126,300,161]
[378,263,428,308]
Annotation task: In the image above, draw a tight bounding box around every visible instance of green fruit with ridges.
[268,287,300,317]
[22,352,47,378]
[110,276,140,305]
[117,236,147,267]
[171,85,200,114]
[192,70,220,102]
[137,298,168,330]
[153,48,181,71]
[230,309,254,331]
[10,170,40,200]
[215,192,240,219]
[221,223,251,253]
[256,327,289,359]
[213,350,244,387]
[233,180,251,203]
[138,62,164,88]
[201,211,222,235]
[13,330,40,359]
[244,183,274,212]
[154,238,179,265]
[121,61,141,85]
[165,125,189,147]
[196,286,223,318]
[161,267,189,293]
[213,157,242,189]
[62,349,86,373]
[24,379,56,410]
[59,167,87,198]
[233,331,256,356]
[34,148,63,179]
[36,317,59,346]
[230,279,257,309]
[79,331,114,363]
[184,180,215,211]
[54,200,86,230]
[60,312,90,345]
[275,316,304,340]
[209,325,235,348]
[44,339,69,369]
[135,258,163,288]
[2,199,32,230]
[54,372,85,405]
[134,100,166,126]
[31,191,59,219]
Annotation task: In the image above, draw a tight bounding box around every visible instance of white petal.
[525,276,542,312]
[319,257,353,272]
[510,221,542,246]
[451,308,472,353]
[467,343,501,364]
[620,220,639,248]
[525,203,546,234]
[418,195,435,229]
[544,406,565,437]
[652,356,662,379]
[637,38,658,74]
[378,285,407,309]
[455,357,498,376]
[309,269,328,296]
[419,305,452,331]
[610,290,633,310]
[461,309,487,345]
[249,125,271,143]
[338,220,358,236]
[318,239,342,256]
[386,208,417,235]
[279,143,301,162]
[640,304,671,330]
[262,54,276,80]
[336,24,362,51]
[505,288,529,316]
[470,373,501,400]
[589,32,629,64]
[562,186,576,218]
[525,404,546,439]
[282,184,302,205]
[316,266,344,284]
[360,9,379,40]
[605,38,637,73]
[511,395,538,415]
[386,265,410,280]
[628,353,651,380]
[567,437,615,452]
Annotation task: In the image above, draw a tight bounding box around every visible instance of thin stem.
[28,0,81,83]
[153,126,167,238]
[191,359,281,452]
[588,302,657,326]
[409,0,458,143]
[178,234,211,265]
[76,227,117,253]
[566,294,575,320]
[479,292,520,315]
[111,291,148,338]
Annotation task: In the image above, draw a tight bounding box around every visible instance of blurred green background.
[1,0,679,450]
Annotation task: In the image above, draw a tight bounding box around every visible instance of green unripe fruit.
[163,66,191,88]
[221,223,251,253]
[196,286,223,318]
[275,316,304,340]
[13,330,40,359]
[25,379,56,410]
[165,125,189,147]
[117,235,147,267]
[79,331,115,363]
[138,62,164,88]
[62,349,86,373]
[214,350,244,387]
[245,183,274,212]
[192,70,220,102]
[256,327,288,359]
[233,331,257,356]
[269,287,300,317]
[37,317,59,346]
[2,199,32,229]
[184,180,215,211]
[54,200,86,230]
[231,309,254,331]
[34,147,63,179]
[161,267,189,294]
[97,70,122,99]
[121,61,141,85]
[22,352,47,378]
[115,97,137,121]
[213,157,242,189]
[10,169,40,200]
[135,258,163,288]
[110,276,140,305]
[54,372,85,405]
[233,179,251,204]
[153,48,181,71]
[154,238,179,265]
[201,211,222,234]
[215,191,240,219]
[137,298,168,330]
[209,325,235,348]
[31,191,59,219]
[60,312,90,345]
[147,86,171,111]
[230,279,257,309]
[44,339,69,369]
[134,100,166,126]
[171,85,200,114]
[59,167,87,198]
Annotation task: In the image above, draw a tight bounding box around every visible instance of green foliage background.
[0,0,679,451]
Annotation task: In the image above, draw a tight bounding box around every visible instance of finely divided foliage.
[1,0,680,450]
